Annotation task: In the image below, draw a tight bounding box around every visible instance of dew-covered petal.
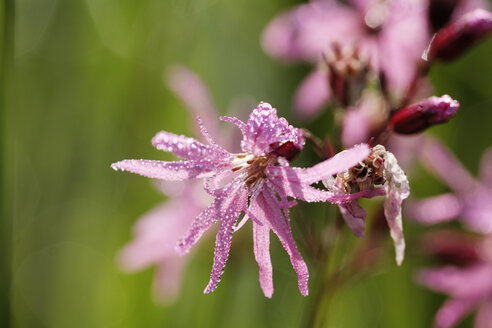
[260,189,309,296]
[293,69,331,119]
[269,173,383,204]
[203,183,249,294]
[339,201,367,238]
[300,144,371,184]
[111,159,225,181]
[421,137,477,193]
[176,180,245,255]
[405,193,463,225]
[152,131,228,160]
[252,220,274,298]
[240,102,305,156]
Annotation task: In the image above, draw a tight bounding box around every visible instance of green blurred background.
[3,0,492,327]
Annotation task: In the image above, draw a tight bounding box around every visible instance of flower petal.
[421,137,477,193]
[384,187,406,266]
[252,220,274,298]
[405,193,463,225]
[111,159,224,181]
[260,189,309,296]
[166,65,219,139]
[152,131,226,160]
[435,298,479,328]
[300,144,371,184]
[203,183,249,293]
[293,70,331,119]
[338,201,367,237]
[479,147,492,188]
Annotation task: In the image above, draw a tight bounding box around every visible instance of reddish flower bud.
[324,43,370,107]
[270,141,301,161]
[423,9,492,62]
[389,95,459,134]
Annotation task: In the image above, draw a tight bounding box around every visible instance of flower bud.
[423,9,492,62]
[270,141,301,161]
[324,43,370,107]
[389,95,459,134]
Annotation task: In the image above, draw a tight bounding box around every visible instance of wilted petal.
[339,201,367,237]
[111,159,226,181]
[405,193,463,224]
[383,151,410,265]
[293,70,331,119]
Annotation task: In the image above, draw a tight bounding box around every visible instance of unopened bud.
[270,141,301,161]
[389,95,459,134]
[423,9,492,62]
[324,43,370,107]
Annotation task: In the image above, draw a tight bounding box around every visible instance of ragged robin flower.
[112,102,375,297]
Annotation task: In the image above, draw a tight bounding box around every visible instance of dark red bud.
[270,141,301,161]
[423,9,492,62]
[389,95,459,134]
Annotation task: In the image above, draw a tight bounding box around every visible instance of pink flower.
[406,137,492,234]
[324,145,410,265]
[418,233,492,328]
[118,65,230,303]
[262,0,430,117]
[112,102,374,297]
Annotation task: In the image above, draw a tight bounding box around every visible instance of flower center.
[231,154,270,188]
[338,146,386,192]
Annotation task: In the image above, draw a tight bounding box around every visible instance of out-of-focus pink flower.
[113,102,374,297]
[262,0,430,117]
[418,233,492,328]
[406,137,492,234]
[341,91,389,148]
[118,65,227,304]
[324,145,410,265]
